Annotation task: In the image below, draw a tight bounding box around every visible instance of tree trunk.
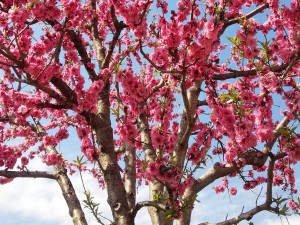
[55,165,88,225]
[93,84,134,225]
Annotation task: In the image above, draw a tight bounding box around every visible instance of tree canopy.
[0,0,299,225]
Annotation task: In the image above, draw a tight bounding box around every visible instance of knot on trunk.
[113,202,122,212]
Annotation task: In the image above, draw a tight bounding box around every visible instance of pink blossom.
[288,200,299,211]
[229,187,237,195]
[0,177,14,185]
[42,153,63,166]
[213,185,225,194]
[273,173,284,186]
[21,157,29,166]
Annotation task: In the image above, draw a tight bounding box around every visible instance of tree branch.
[194,114,290,193]
[90,0,106,66]
[177,115,292,225]
[34,122,88,225]
[198,154,283,225]
[198,204,279,225]
[263,115,290,154]
[137,109,166,224]
[0,170,57,180]
[101,6,127,69]
[46,19,98,81]
[137,111,156,161]
[131,201,166,219]
[197,100,208,107]
[66,29,99,81]
[213,56,300,80]
[173,80,202,169]
[139,41,179,74]
[218,3,269,37]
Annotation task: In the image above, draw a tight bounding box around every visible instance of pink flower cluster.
[42,153,63,166]
[111,0,150,38]
[117,70,149,103]
[288,200,299,211]
[80,136,98,162]
[116,121,137,144]
[78,80,104,112]
[187,123,214,164]
[213,178,237,196]
[0,145,20,169]
[0,177,14,185]
[145,161,181,184]
[279,134,300,162]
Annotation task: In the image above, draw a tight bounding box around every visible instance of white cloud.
[0,163,66,224]
[0,177,71,225]
[261,214,299,225]
[0,157,110,225]
[0,158,299,225]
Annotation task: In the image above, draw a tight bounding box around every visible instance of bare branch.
[213,56,300,80]
[218,3,269,37]
[133,0,152,27]
[66,29,99,81]
[54,19,68,63]
[181,72,192,125]
[25,76,67,103]
[137,112,156,161]
[50,76,78,104]
[33,121,88,225]
[228,4,269,26]
[102,6,127,69]
[198,155,282,225]
[198,204,279,225]
[281,55,299,79]
[266,157,275,205]
[263,115,290,154]
[137,109,166,223]
[131,201,166,219]
[151,78,165,94]
[197,100,208,107]
[0,170,57,180]
[213,69,257,80]
[37,102,68,109]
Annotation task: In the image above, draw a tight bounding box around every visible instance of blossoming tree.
[0,0,299,224]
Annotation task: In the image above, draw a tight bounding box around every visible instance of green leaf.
[73,156,87,167]
[258,40,270,53]
[277,128,291,137]
[220,93,232,103]
[111,107,120,118]
[153,191,163,202]
[226,36,241,46]
[277,198,289,205]
[280,206,289,216]
[206,154,213,162]
[220,87,241,104]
